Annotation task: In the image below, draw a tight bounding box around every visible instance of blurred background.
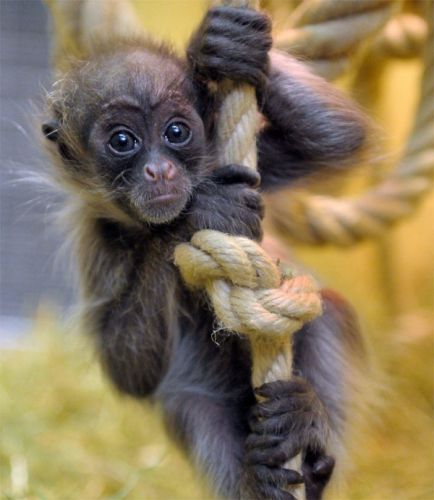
[0,0,74,341]
[0,0,433,499]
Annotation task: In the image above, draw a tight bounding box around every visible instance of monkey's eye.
[164,121,191,146]
[108,130,139,155]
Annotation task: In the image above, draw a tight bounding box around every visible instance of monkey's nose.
[144,161,177,182]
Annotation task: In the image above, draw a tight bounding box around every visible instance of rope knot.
[174,230,323,338]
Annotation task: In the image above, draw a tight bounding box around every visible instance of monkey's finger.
[200,32,271,58]
[302,453,335,500]
[207,6,272,34]
[246,445,301,467]
[251,484,297,500]
[304,449,335,480]
[255,379,310,399]
[197,41,269,83]
[251,396,311,419]
[276,490,298,500]
[272,490,297,500]
[246,433,303,466]
[251,464,304,487]
[212,164,261,187]
[249,411,311,435]
[245,433,283,451]
[246,446,285,466]
[312,456,335,479]
[195,54,268,87]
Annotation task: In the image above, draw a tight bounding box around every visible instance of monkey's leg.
[244,289,364,500]
[292,289,366,499]
[155,327,254,498]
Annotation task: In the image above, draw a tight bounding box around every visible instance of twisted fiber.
[269,14,433,246]
[174,230,322,337]
[217,85,258,168]
[274,0,397,80]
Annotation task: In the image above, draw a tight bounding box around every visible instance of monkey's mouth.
[129,189,189,225]
[147,193,182,205]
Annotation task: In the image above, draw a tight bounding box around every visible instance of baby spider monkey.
[42,6,367,499]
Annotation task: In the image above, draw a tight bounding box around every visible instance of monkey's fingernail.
[283,470,304,485]
[255,388,273,400]
[313,456,335,478]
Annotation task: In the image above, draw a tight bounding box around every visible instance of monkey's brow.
[102,96,143,113]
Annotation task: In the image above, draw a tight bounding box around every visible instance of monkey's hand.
[187,6,272,90]
[185,164,264,241]
[242,378,335,500]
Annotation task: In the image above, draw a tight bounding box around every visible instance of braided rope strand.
[174,230,322,338]
[275,0,398,80]
[269,12,433,246]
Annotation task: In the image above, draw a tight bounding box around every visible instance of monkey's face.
[87,95,207,225]
[43,49,208,225]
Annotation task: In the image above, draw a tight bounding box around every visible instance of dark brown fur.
[42,7,367,499]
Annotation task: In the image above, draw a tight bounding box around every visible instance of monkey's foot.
[302,450,335,500]
[245,378,334,499]
[241,462,303,500]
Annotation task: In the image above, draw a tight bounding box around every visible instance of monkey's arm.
[187,7,369,190]
[183,164,264,241]
[257,51,369,189]
[75,210,177,397]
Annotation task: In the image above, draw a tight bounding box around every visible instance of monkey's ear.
[41,120,76,161]
[42,120,60,142]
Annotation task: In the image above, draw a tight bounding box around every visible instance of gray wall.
[1,0,75,322]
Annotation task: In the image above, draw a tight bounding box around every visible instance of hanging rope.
[175,2,322,497]
[274,0,398,80]
[180,0,323,378]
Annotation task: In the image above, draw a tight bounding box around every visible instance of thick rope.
[177,2,322,496]
[174,230,321,341]
[269,9,433,246]
[274,0,398,80]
